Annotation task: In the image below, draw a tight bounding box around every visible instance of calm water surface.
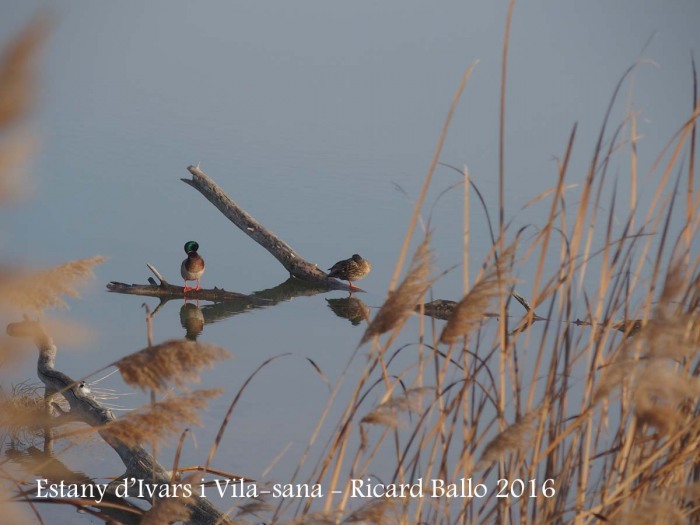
[2,1,699,522]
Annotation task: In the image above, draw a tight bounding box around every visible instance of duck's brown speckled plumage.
[328,254,371,289]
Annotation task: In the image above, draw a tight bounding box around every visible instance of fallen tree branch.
[6,319,234,525]
[181,164,358,292]
[107,263,271,304]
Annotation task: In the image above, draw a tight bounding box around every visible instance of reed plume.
[0,16,47,203]
[361,387,430,428]
[440,243,516,344]
[475,411,538,470]
[1,256,106,311]
[102,388,222,448]
[344,498,399,524]
[140,494,194,525]
[114,339,230,392]
[609,483,700,525]
[633,363,700,435]
[593,263,700,408]
[644,260,700,359]
[360,233,433,345]
[593,358,638,406]
[0,382,49,442]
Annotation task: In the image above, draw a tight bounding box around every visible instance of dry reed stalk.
[498,0,517,232]
[687,59,698,266]
[411,392,472,513]
[643,104,700,238]
[463,165,470,290]
[621,108,700,323]
[102,388,221,448]
[0,256,106,312]
[440,244,516,344]
[360,233,434,346]
[524,124,576,327]
[629,109,639,230]
[496,7,518,470]
[140,493,194,525]
[170,428,190,483]
[114,339,230,392]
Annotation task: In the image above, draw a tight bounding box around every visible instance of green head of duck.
[184,240,200,254]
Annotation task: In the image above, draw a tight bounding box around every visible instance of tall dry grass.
[269,22,700,525]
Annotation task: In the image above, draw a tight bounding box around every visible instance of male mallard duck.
[181,241,205,292]
[328,254,371,290]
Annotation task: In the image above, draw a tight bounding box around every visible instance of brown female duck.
[328,254,371,289]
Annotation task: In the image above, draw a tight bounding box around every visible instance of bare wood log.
[6,319,234,525]
[109,275,342,330]
[181,164,359,292]
[107,263,271,305]
[106,280,269,303]
[417,293,530,322]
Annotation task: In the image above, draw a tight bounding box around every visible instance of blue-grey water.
[2,1,699,523]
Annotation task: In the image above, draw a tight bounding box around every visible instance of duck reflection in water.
[326,296,370,326]
[180,302,205,340]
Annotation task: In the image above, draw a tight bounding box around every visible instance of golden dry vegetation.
[1,11,699,525]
